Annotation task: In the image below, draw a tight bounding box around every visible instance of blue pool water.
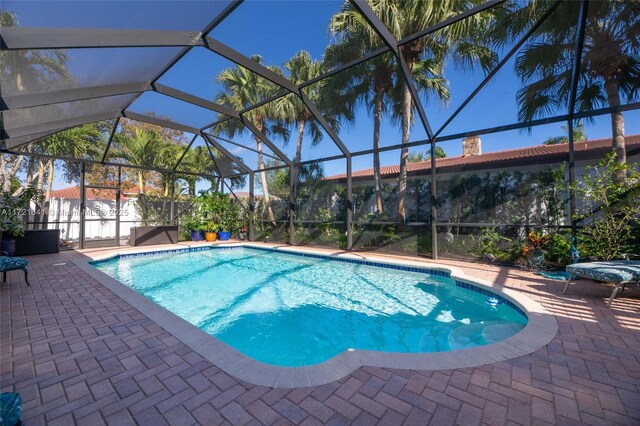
[93,247,527,366]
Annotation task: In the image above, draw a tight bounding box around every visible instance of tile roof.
[325,135,640,182]
[50,185,154,201]
[49,186,124,201]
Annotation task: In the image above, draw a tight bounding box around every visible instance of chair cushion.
[566,260,640,283]
[0,256,28,271]
[0,392,22,426]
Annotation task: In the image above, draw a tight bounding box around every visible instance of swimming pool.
[93,246,527,367]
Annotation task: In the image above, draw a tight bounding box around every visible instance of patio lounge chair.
[0,254,30,286]
[563,260,640,307]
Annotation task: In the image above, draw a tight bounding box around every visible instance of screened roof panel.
[160,49,284,116]
[231,92,346,163]
[436,1,579,138]
[127,92,219,130]
[2,94,133,139]
[174,136,244,177]
[574,1,640,115]
[207,134,280,172]
[156,47,282,109]
[365,0,502,41]
[211,0,346,69]
[175,136,221,176]
[0,47,183,98]
[300,51,432,153]
[13,119,115,163]
[210,138,261,171]
[2,0,233,31]
[408,1,531,137]
[105,118,194,170]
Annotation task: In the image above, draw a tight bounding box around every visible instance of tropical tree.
[0,11,69,94]
[35,124,104,226]
[544,121,587,145]
[408,147,446,162]
[328,16,398,216]
[0,10,70,196]
[276,50,353,227]
[111,128,163,224]
[330,0,497,221]
[214,56,289,224]
[504,0,640,182]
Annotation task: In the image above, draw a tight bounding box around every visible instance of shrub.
[574,152,640,260]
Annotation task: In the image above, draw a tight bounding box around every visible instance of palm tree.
[213,57,288,224]
[407,147,446,162]
[0,11,69,94]
[328,16,398,216]
[178,145,222,196]
[505,0,640,182]
[0,11,70,194]
[330,0,497,221]
[544,122,587,145]
[36,124,104,226]
[276,51,353,221]
[111,128,163,224]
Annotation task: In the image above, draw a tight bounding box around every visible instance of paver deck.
[1,244,639,425]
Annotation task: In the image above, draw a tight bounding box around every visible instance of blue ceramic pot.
[218,231,231,241]
[190,231,204,241]
[1,239,16,256]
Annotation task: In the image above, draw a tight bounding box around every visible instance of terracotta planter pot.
[205,232,218,242]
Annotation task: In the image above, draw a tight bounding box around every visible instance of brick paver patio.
[1,248,639,425]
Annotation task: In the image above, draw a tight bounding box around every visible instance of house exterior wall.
[348,152,640,225]
[47,197,141,242]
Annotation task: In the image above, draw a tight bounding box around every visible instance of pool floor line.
[75,242,558,388]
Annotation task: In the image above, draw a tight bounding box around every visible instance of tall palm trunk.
[256,137,276,225]
[137,170,149,225]
[34,160,46,229]
[604,78,626,183]
[16,72,24,92]
[160,178,170,221]
[255,120,276,225]
[41,159,54,229]
[397,81,412,222]
[373,92,384,215]
[2,155,24,192]
[291,119,306,213]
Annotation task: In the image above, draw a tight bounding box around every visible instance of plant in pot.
[182,216,204,242]
[218,199,240,241]
[204,221,219,242]
[0,187,42,256]
[522,231,552,270]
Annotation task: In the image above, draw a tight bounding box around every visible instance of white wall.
[47,197,141,241]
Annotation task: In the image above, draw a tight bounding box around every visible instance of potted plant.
[522,231,552,269]
[182,216,204,242]
[204,221,219,242]
[218,199,239,241]
[0,187,42,256]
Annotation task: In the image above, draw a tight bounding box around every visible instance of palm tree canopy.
[504,0,640,121]
[274,51,353,148]
[328,0,497,114]
[213,56,289,141]
[0,11,70,95]
[112,128,162,167]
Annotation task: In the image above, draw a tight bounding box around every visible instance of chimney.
[462,136,481,157]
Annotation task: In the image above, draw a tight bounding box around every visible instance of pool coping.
[72,242,558,389]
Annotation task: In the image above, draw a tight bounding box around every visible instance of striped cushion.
[567,261,640,283]
[0,256,28,271]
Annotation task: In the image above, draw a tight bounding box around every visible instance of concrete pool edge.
[73,242,558,389]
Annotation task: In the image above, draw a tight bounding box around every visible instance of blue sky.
[6,0,638,191]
